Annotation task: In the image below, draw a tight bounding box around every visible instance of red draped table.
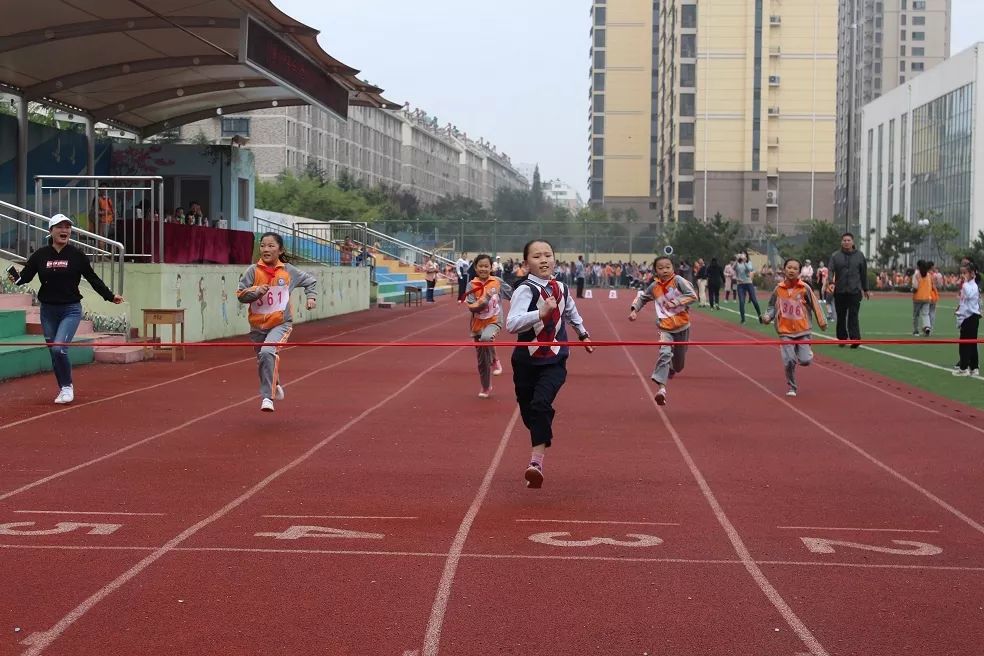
[122,220,255,264]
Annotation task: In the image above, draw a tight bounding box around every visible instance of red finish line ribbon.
[15,338,984,348]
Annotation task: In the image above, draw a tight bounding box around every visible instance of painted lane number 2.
[801,537,943,557]
[527,532,664,548]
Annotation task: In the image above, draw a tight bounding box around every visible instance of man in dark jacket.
[827,232,871,348]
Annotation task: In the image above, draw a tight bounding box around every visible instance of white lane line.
[514,519,680,526]
[18,348,463,656]
[13,510,165,516]
[602,307,830,656]
[421,408,520,656]
[704,312,984,436]
[262,515,418,520]
[0,313,460,503]
[776,526,940,533]
[7,542,984,574]
[712,305,984,381]
[0,304,439,432]
[700,347,984,540]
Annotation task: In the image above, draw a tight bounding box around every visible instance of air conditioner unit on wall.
[766,190,779,205]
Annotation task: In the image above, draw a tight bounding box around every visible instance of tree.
[875,214,927,269]
[531,164,544,215]
[956,230,984,269]
[793,219,842,265]
[672,214,743,263]
[916,211,961,265]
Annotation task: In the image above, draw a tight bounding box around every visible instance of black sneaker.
[525,462,544,489]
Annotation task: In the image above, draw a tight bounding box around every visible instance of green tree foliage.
[671,213,744,262]
[792,218,843,265]
[875,214,927,269]
[957,230,984,268]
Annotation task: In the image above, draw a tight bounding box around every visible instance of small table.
[142,308,186,362]
[404,285,422,307]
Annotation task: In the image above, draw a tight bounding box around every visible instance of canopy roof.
[0,0,400,137]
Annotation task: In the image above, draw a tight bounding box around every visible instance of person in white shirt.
[455,253,470,303]
[800,259,815,287]
[953,262,981,376]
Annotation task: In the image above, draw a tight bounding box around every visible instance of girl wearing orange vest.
[761,258,828,397]
[911,260,934,336]
[465,253,513,398]
[237,232,318,412]
[629,256,698,407]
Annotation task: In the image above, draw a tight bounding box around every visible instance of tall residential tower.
[654,0,837,231]
[834,0,951,229]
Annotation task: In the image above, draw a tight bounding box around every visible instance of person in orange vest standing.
[911,260,934,336]
[93,190,115,237]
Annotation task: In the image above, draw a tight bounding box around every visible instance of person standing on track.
[827,232,870,348]
[7,214,124,404]
[455,252,470,303]
[629,255,698,407]
[465,253,512,398]
[735,253,761,323]
[506,239,593,489]
[760,258,827,397]
[237,232,317,412]
[424,255,439,303]
[953,261,981,377]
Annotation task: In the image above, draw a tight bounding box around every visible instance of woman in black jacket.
[7,214,124,404]
[705,258,725,309]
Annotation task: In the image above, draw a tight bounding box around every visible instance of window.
[678,181,694,204]
[752,179,760,191]
[912,62,924,71]
[593,116,604,134]
[900,75,906,84]
[913,31,925,41]
[750,208,760,222]
[592,159,604,179]
[594,6,606,26]
[900,30,906,40]
[900,14,906,25]
[594,29,606,47]
[594,51,605,69]
[593,94,605,113]
[912,47,925,56]
[913,15,925,25]
[681,4,697,28]
[680,93,696,117]
[900,60,907,71]
[679,210,695,222]
[593,137,604,156]
[680,122,695,146]
[594,72,605,91]
[591,180,603,200]
[221,117,250,137]
[900,45,906,56]
[912,0,925,8]
[679,152,694,174]
[681,34,696,58]
[680,63,696,88]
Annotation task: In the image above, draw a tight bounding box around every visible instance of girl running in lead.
[465,253,512,398]
[760,258,827,397]
[629,256,697,407]
[237,232,318,412]
[506,239,593,489]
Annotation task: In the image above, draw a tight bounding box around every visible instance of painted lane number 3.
[528,532,664,548]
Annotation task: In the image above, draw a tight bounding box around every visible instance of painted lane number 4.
[527,532,664,548]
[801,537,943,557]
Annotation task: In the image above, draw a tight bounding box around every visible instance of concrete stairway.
[374,254,455,304]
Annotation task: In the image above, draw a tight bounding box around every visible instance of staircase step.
[26,318,94,336]
[94,346,147,364]
[0,310,26,339]
[0,294,33,310]
[0,334,94,382]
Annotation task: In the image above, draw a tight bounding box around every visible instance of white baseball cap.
[48,214,73,229]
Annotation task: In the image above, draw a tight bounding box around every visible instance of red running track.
[1,296,983,655]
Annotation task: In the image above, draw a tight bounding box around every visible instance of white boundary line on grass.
[18,347,464,656]
[713,305,984,381]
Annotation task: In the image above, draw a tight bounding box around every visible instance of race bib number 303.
[251,289,289,315]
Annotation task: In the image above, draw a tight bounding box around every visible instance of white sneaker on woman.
[54,386,74,404]
[274,385,285,400]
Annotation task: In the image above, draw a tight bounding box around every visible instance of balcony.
[769,46,782,56]
[769,15,782,26]
[767,106,781,116]
[768,136,780,148]
[767,168,779,177]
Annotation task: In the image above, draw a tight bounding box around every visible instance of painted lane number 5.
[528,532,664,548]
[801,537,943,557]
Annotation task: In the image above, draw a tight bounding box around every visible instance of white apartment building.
[542,178,585,212]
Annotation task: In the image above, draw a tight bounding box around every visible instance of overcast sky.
[275,0,984,198]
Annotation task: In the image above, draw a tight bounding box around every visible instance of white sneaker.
[54,386,74,404]
[260,398,275,412]
[952,369,971,377]
[973,369,981,377]
[491,360,503,376]
[786,389,797,397]
[478,387,491,399]
[274,385,285,401]
[654,387,668,406]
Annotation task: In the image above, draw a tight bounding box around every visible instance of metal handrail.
[0,199,125,291]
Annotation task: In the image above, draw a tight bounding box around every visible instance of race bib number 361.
[251,289,289,315]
